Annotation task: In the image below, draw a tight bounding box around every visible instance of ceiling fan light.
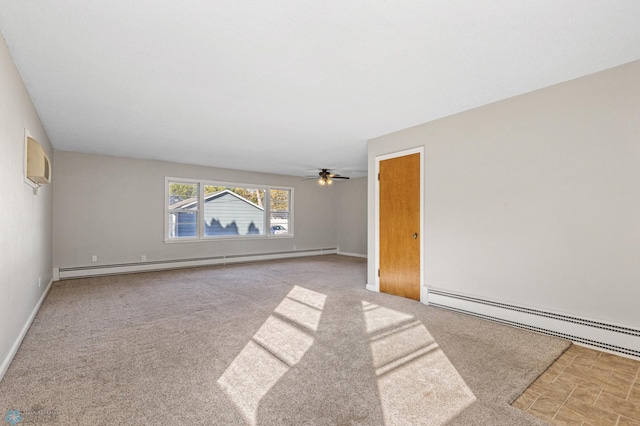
[327,178,333,185]
[318,178,325,185]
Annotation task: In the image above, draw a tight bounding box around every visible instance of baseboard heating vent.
[428,288,640,359]
[57,247,337,279]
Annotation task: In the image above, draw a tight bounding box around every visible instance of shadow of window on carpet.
[362,301,477,425]
[217,286,327,425]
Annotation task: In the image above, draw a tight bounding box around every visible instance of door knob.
[412,233,418,239]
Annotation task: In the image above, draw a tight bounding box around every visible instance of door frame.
[374,146,426,304]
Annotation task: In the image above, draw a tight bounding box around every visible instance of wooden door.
[379,152,421,300]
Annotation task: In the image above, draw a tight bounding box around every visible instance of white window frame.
[268,187,293,237]
[164,177,294,242]
[165,178,201,241]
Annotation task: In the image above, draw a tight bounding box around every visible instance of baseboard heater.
[56,248,338,280]
[428,288,640,358]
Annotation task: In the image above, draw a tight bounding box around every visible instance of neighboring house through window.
[165,178,292,241]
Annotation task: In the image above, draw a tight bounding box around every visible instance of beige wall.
[337,177,367,256]
[368,60,640,327]
[53,151,340,268]
[0,33,54,378]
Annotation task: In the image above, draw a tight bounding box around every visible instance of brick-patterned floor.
[512,345,640,425]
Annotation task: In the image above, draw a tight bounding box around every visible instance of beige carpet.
[0,255,568,425]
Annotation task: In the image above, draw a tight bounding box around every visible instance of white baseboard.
[56,248,338,279]
[337,251,367,259]
[365,283,376,292]
[420,287,429,305]
[428,288,640,358]
[0,278,54,382]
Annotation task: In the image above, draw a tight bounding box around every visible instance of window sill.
[164,234,295,243]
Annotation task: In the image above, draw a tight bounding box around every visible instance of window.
[270,189,290,236]
[166,178,292,241]
[167,181,199,239]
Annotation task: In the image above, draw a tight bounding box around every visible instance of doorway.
[376,148,424,302]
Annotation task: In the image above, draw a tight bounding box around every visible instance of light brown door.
[379,152,421,300]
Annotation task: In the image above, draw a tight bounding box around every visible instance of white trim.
[428,287,640,359]
[23,128,41,191]
[57,248,337,279]
[163,234,295,244]
[373,147,425,303]
[337,251,367,259]
[0,278,54,383]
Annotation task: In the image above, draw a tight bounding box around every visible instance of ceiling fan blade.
[308,168,355,182]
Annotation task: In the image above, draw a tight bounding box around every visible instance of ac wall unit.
[26,136,51,185]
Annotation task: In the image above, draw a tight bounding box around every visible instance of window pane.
[270,212,289,235]
[270,189,289,212]
[270,189,290,235]
[169,182,198,199]
[202,186,265,236]
[168,211,197,237]
[168,182,199,238]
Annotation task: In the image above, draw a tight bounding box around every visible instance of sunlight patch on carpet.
[217,340,288,423]
[362,301,476,425]
[274,297,323,332]
[286,285,327,311]
[362,301,414,334]
[218,286,326,425]
[253,316,314,367]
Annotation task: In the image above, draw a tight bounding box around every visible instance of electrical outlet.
[141,255,146,262]
[38,277,41,288]
[293,245,296,250]
[92,255,97,262]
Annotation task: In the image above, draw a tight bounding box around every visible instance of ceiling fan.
[304,169,350,185]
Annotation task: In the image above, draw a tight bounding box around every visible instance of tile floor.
[513,345,640,425]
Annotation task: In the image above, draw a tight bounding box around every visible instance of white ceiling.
[1,1,639,178]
